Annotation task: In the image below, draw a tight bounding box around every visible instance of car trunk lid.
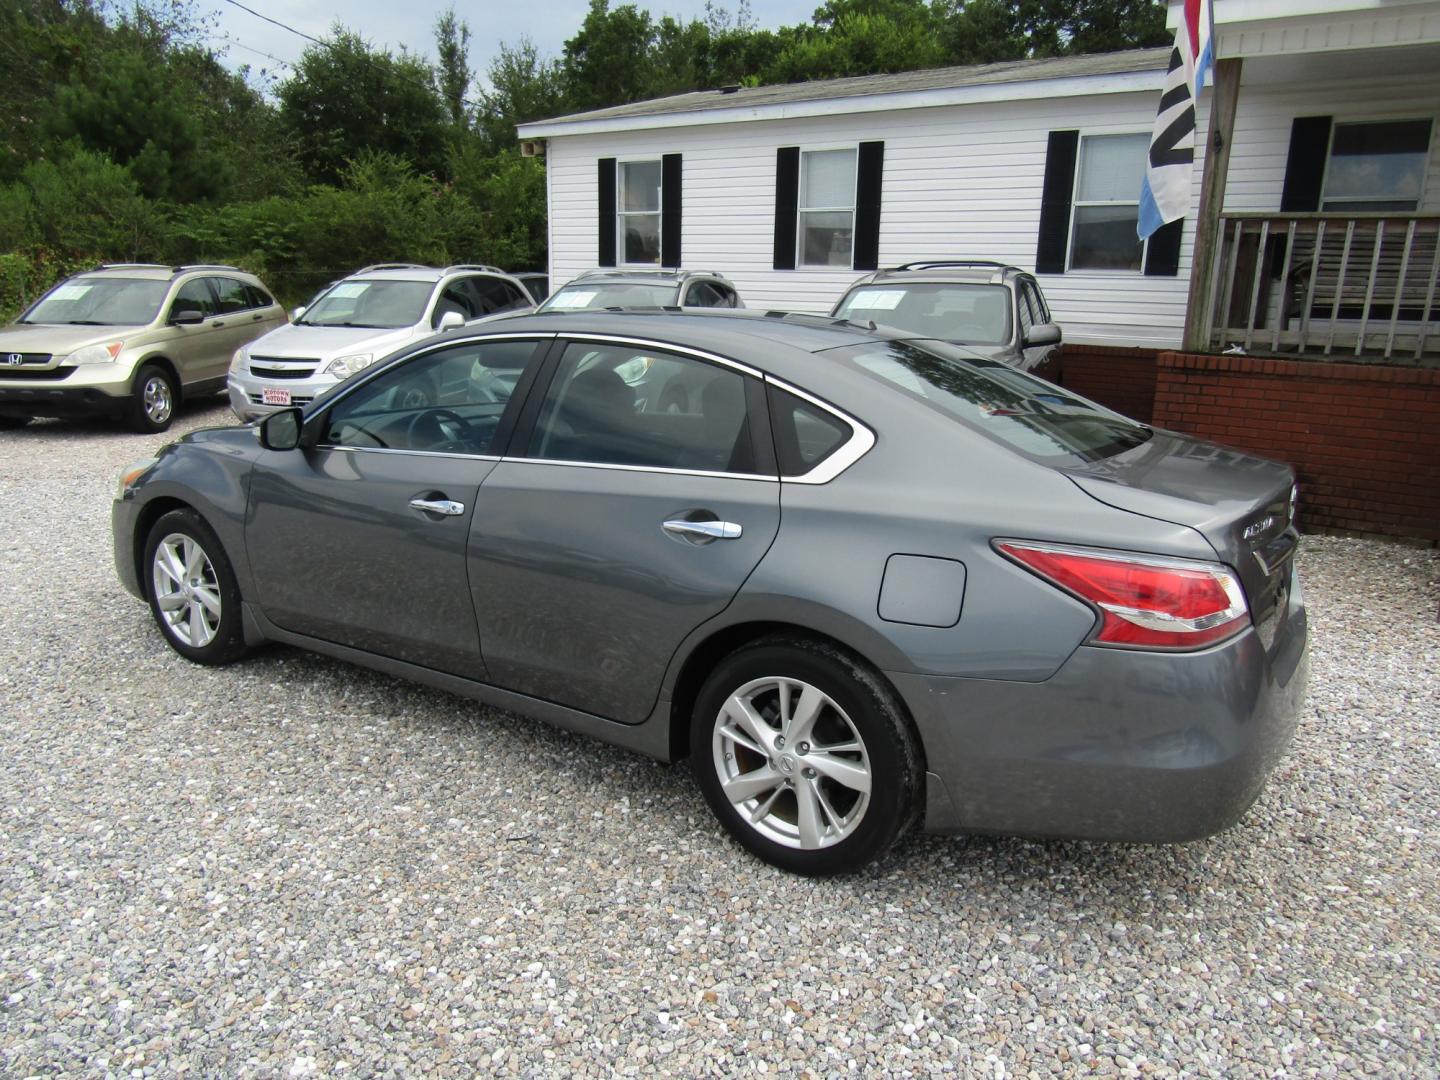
[1062,430,1298,619]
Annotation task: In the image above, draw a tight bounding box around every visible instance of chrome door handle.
[663,519,742,540]
[409,497,466,516]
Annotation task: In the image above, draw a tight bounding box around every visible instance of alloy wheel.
[142,374,173,426]
[152,532,222,648]
[711,676,872,850]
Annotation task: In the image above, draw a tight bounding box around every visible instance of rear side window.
[524,343,759,474]
[769,386,850,477]
[210,277,253,313]
[245,284,275,309]
[833,340,1151,464]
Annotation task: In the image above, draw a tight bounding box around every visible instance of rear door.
[469,337,780,723]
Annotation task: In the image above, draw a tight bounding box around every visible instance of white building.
[519,0,1440,359]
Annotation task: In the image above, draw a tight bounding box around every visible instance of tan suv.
[0,263,287,433]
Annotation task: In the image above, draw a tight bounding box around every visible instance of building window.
[1322,119,1432,213]
[799,149,857,267]
[1069,133,1149,272]
[618,160,662,265]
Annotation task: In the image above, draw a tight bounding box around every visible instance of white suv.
[227,264,539,421]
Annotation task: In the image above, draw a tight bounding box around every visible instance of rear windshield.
[539,282,677,311]
[830,340,1151,464]
[835,283,1011,346]
[21,277,170,326]
[299,280,434,329]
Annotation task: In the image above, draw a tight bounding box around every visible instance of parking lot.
[0,399,1436,1077]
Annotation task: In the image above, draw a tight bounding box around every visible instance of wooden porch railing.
[1204,212,1440,363]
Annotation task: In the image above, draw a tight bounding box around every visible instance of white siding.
[542,65,1437,350]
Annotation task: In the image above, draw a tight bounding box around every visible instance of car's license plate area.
[262,388,292,406]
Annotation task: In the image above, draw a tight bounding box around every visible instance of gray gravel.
[1,400,1437,1078]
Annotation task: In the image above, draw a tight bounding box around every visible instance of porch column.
[1183,57,1243,353]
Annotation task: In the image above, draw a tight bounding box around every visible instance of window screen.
[1070,133,1148,272]
[799,149,857,267]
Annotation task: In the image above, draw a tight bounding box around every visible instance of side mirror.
[257,408,302,451]
[171,307,205,325]
[437,310,465,331]
[1024,323,1062,348]
[291,305,307,321]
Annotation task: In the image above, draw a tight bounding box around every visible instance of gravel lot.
[1,400,1436,1078]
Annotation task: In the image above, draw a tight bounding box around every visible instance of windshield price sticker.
[856,290,905,311]
[329,283,368,299]
[52,285,92,301]
[548,290,597,309]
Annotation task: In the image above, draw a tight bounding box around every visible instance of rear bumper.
[898,563,1308,842]
[0,384,128,419]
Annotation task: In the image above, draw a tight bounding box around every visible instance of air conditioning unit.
[520,139,546,158]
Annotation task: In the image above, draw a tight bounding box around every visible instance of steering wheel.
[404,408,477,451]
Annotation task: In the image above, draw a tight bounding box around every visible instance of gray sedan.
[113,311,1308,875]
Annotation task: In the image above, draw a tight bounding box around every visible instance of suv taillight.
[997,541,1250,650]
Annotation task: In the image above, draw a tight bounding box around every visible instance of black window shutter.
[598,158,617,267]
[1280,117,1332,212]
[1144,219,1183,276]
[773,146,800,271]
[853,141,885,272]
[660,154,682,268]
[1035,130,1079,274]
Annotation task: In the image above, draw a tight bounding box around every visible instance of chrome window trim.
[496,457,777,483]
[552,333,764,379]
[309,330,558,431]
[310,445,503,463]
[765,375,876,485]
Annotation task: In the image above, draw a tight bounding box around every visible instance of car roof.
[477,308,997,365]
[346,264,517,284]
[559,269,730,287]
[77,264,264,283]
[849,261,1029,287]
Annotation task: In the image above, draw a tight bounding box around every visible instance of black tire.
[127,363,178,433]
[691,635,923,876]
[142,508,249,665]
[0,416,30,431]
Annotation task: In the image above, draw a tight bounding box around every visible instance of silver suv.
[831,261,1062,375]
[537,269,744,312]
[227,264,539,421]
[0,264,286,432]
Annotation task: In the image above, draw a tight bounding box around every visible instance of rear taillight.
[997,540,1250,650]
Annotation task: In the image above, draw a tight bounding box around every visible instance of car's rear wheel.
[691,636,922,875]
[0,416,30,430]
[142,509,249,665]
[128,364,177,433]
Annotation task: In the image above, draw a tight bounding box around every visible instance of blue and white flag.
[1138,0,1215,239]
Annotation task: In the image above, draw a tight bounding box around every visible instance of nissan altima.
[113,311,1308,875]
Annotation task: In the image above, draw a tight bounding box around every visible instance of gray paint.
[878,555,966,628]
[113,310,1309,844]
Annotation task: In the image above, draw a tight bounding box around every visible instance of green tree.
[434,7,474,131]
[477,38,566,152]
[562,1,658,111]
[278,26,449,185]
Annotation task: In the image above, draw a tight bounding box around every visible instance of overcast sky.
[210,0,819,88]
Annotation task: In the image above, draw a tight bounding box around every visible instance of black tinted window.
[322,339,540,454]
[525,343,758,473]
[170,279,216,318]
[769,387,851,477]
[470,277,528,315]
[836,340,1150,464]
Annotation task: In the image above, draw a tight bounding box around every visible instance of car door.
[245,335,550,679]
[164,277,224,383]
[204,276,272,383]
[469,338,781,724]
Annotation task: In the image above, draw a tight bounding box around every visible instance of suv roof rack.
[443,263,505,275]
[574,268,730,282]
[90,263,170,272]
[889,260,1016,273]
[355,263,432,273]
[171,263,242,273]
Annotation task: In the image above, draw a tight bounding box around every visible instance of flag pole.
[1182,56,1243,354]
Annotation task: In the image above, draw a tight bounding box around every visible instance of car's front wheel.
[128,363,177,433]
[691,637,922,875]
[142,509,249,665]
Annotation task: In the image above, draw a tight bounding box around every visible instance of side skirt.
[241,602,676,762]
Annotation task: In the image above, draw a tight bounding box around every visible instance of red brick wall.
[1152,352,1440,542]
[1060,344,1158,423]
